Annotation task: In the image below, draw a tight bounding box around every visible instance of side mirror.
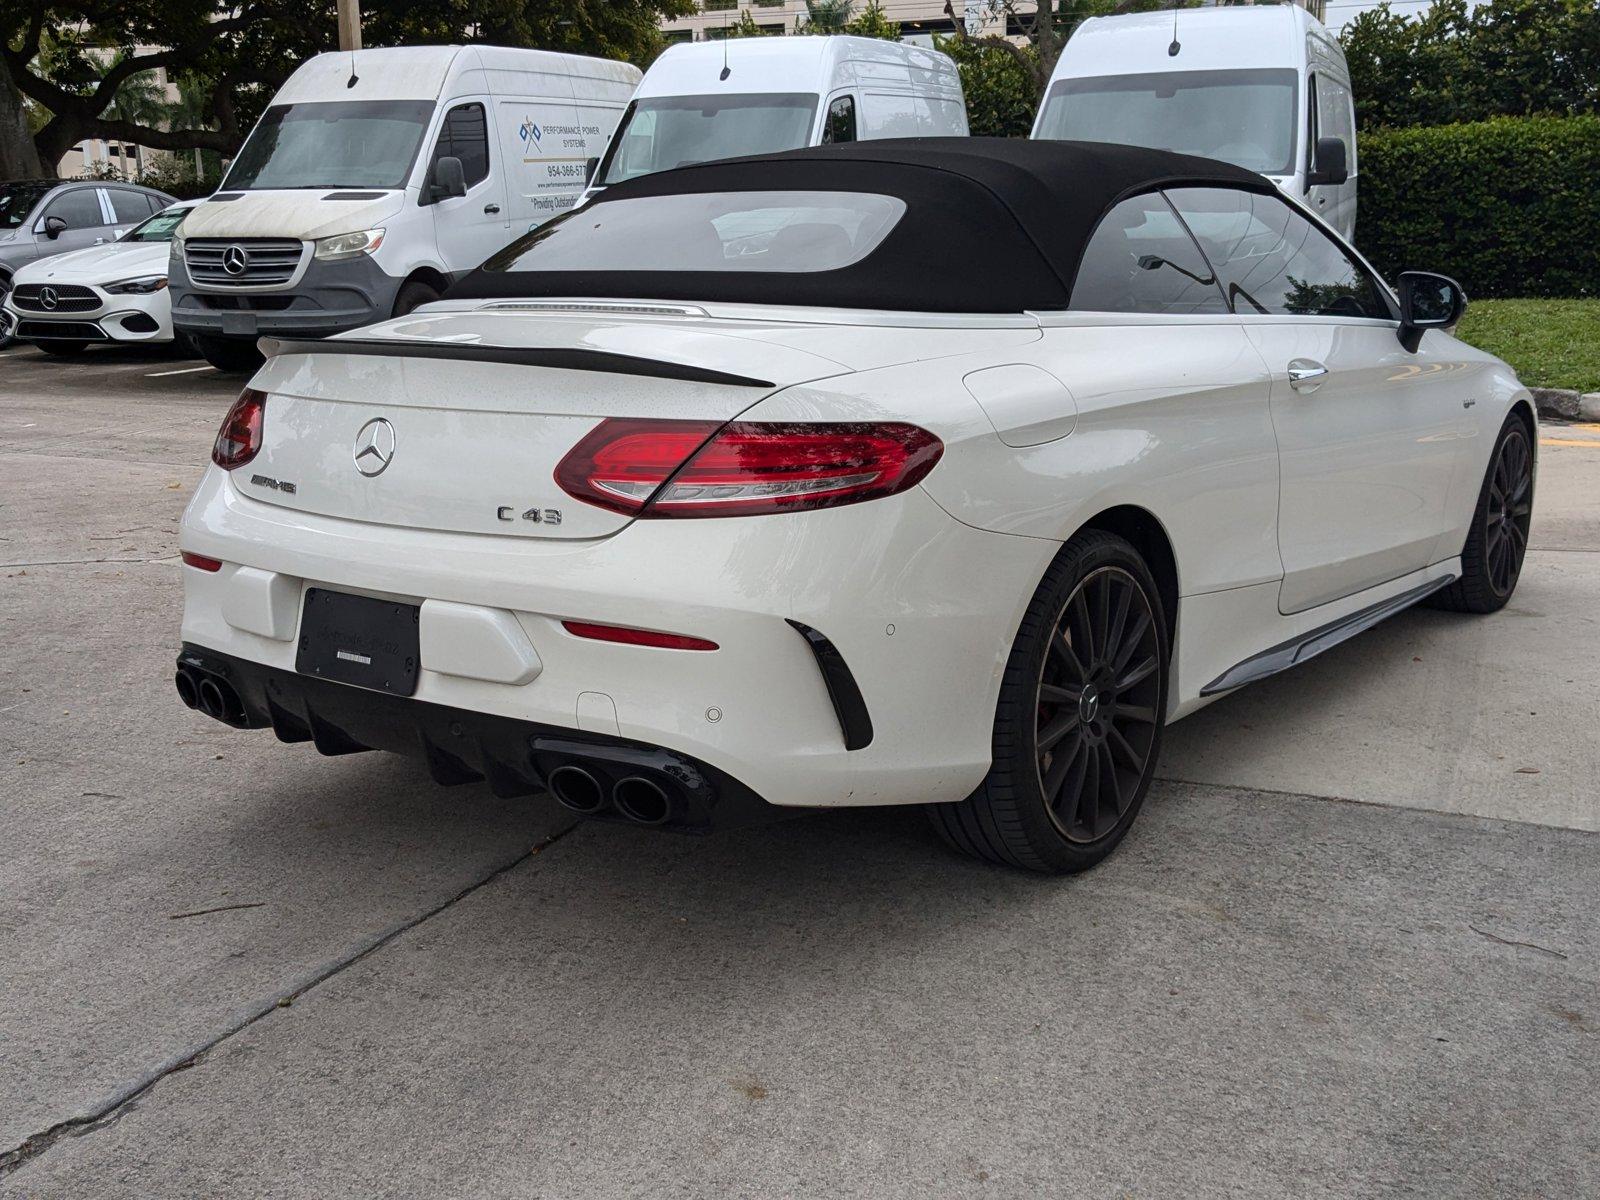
[1396,270,1467,352]
[1306,136,1349,188]
[428,156,467,203]
[583,156,600,185]
[42,215,68,239]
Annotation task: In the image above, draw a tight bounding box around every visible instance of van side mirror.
[42,215,68,239]
[583,157,600,184]
[1306,136,1348,188]
[1396,271,1467,352]
[428,156,467,203]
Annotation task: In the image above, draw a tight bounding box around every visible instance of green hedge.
[1356,115,1600,299]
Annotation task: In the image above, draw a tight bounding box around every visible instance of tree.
[1341,0,1600,130]
[2,0,693,179]
[937,0,1174,108]
[935,35,1036,137]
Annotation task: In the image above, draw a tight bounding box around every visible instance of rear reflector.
[562,620,718,652]
[213,388,266,470]
[555,419,942,518]
[181,551,222,572]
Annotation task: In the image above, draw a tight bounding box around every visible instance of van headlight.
[105,276,169,295]
[313,228,386,261]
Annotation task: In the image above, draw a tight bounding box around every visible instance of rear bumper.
[178,467,1053,809]
[169,253,402,340]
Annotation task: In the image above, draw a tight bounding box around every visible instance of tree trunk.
[0,54,47,179]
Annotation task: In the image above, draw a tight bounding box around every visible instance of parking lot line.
[1540,437,1600,448]
[145,366,215,378]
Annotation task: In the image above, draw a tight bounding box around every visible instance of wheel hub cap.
[1078,685,1101,725]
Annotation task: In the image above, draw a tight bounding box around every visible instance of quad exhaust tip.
[177,666,243,726]
[612,776,673,826]
[548,764,606,814]
[174,670,200,710]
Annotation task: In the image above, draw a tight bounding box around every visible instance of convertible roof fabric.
[451,137,1275,313]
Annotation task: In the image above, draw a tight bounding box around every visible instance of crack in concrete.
[0,823,578,1181]
[2,557,170,569]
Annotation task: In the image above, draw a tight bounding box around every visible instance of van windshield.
[1036,69,1299,177]
[597,94,818,186]
[221,100,434,191]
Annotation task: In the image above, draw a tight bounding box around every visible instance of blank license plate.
[295,588,420,695]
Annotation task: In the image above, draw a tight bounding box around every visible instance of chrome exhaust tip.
[548,764,606,814]
[612,775,673,827]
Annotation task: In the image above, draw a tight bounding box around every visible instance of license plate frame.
[295,588,421,695]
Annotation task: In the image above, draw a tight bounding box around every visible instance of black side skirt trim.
[260,337,775,389]
[1201,575,1455,696]
[787,620,874,751]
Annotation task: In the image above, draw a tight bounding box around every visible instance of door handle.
[1287,359,1328,393]
[483,203,501,214]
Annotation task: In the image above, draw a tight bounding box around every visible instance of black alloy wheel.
[1034,566,1162,844]
[929,529,1169,874]
[1432,414,1535,614]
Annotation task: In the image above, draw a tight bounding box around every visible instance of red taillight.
[562,620,719,651]
[554,419,943,518]
[180,551,222,572]
[212,388,266,470]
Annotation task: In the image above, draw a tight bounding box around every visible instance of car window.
[432,102,490,189]
[0,182,53,229]
[121,206,192,243]
[108,189,153,222]
[1316,76,1356,171]
[40,188,106,230]
[823,96,856,145]
[1163,187,1391,319]
[1070,192,1228,315]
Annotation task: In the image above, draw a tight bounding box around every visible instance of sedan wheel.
[930,529,1169,874]
[1432,414,1534,614]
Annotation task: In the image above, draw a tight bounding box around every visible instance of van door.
[498,100,618,232]
[820,94,857,145]
[1305,73,1357,240]
[425,100,510,272]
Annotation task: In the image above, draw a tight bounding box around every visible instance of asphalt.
[2,342,1596,1198]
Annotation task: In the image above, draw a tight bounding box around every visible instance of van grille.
[184,238,305,287]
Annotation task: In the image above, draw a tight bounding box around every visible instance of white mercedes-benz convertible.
[176,139,1534,873]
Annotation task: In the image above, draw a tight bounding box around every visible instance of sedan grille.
[11,283,100,313]
[184,238,304,287]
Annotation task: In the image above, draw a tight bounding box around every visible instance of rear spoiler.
[256,337,775,389]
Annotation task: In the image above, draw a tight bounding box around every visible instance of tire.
[393,280,441,318]
[1430,413,1534,614]
[929,529,1170,873]
[193,334,263,373]
[0,291,14,351]
[37,339,89,356]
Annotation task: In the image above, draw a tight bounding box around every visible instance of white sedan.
[174,140,1533,873]
[5,202,193,355]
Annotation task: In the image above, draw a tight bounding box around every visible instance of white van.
[586,36,967,197]
[1032,5,1358,240]
[169,45,640,370]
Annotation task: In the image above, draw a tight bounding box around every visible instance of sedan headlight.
[313,228,386,261]
[105,276,169,295]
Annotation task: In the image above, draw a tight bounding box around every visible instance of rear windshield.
[484,190,906,275]
[597,94,819,186]
[221,100,434,190]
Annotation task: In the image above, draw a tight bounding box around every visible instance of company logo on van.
[519,120,544,152]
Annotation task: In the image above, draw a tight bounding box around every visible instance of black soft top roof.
[452,137,1275,313]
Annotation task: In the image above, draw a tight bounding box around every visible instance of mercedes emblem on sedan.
[222,245,251,276]
[352,418,396,477]
[38,286,59,310]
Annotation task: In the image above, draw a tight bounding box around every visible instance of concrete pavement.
[2,343,1596,1197]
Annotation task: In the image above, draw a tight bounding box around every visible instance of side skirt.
[1200,575,1456,696]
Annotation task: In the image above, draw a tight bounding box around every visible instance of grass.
[1454,298,1600,394]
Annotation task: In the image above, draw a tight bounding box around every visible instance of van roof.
[273,45,640,105]
[638,35,961,99]
[1053,5,1342,79]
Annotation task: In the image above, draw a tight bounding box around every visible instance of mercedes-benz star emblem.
[352,418,396,477]
[222,244,250,276]
[38,285,59,311]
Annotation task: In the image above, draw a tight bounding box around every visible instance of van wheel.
[928,530,1169,874]
[393,281,442,318]
[194,335,263,374]
[38,340,89,356]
